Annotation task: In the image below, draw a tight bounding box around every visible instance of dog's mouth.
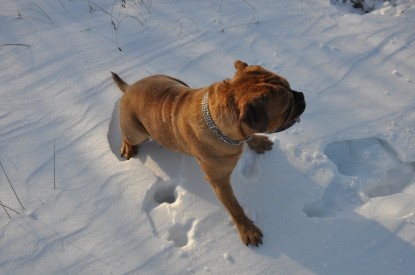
[268,90,305,134]
[268,116,301,134]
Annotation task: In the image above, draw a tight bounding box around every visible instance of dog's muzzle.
[268,90,305,134]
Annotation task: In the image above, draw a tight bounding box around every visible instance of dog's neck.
[202,92,248,146]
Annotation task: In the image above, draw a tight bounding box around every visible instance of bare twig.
[58,0,68,13]
[87,0,110,15]
[128,0,152,15]
[139,0,152,14]
[111,0,150,51]
[0,43,30,48]
[221,20,259,32]
[114,15,144,51]
[0,200,11,218]
[0,161,25,210]
[29,3,54,24]
[219,0,224,14]
[0,200,20,218]
[400,6,409,15]
[242,0,255,10]
[176,16,199,36]
[3,204,19,214]
[16,3,54,26]
[306,0,319,14]
[54,138,56,190]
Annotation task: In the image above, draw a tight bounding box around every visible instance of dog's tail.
[111,72,129,93]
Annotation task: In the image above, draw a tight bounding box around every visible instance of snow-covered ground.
[1,0,415,274]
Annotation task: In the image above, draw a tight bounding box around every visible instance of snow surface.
[1,0,415,274]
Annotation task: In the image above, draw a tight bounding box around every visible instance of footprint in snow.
[304,137,415,218]
[142,177,196,248]
[167,220,196,248]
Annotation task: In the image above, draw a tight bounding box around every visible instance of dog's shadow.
[107,98,122,159]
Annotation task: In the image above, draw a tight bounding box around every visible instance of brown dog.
[111,60,305,246]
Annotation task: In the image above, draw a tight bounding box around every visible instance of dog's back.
[115,74,203,155]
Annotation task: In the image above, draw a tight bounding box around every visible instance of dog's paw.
[238,221,263,247]
[247,135,273,154]
[121,139,138,160]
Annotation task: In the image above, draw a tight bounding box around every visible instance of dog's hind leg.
[121,138,138,160]
[119,117,148,159]
[119,105,149,160]
[120,124,148,160]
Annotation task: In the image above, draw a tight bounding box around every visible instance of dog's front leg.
[247,134,273,154]
[201,164,263,246]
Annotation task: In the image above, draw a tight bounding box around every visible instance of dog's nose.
[291,90,305,107]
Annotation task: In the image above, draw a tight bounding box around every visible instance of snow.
[1,0,415,274]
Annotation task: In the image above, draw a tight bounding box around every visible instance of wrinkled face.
[265,89,305,133]
[231,60,306,134]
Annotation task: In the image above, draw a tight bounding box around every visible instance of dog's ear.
[234,60,248,71]
[241,97,269,133]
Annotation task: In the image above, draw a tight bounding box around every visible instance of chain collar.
[202,92,245,146]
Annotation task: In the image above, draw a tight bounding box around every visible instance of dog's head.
[227,60,306,135]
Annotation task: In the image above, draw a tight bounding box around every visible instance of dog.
[111,60,306,246]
